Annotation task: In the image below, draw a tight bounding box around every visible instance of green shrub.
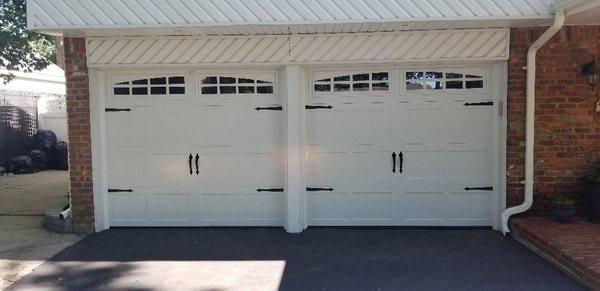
[586,163,600,183]
[551,196,575,209]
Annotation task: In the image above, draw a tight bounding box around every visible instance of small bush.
[551,196,576,209]
[586,163,600,183]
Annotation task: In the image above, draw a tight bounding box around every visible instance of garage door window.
[112,76,186,96]
[405,70,484,91]
[200,75,275,95]
[313,72,390,93]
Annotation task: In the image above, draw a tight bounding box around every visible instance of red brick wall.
[507,26,600,215]
[64,37,94,234]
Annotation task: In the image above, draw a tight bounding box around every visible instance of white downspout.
[501,10,566,234]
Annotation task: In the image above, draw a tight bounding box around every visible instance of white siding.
[86,29,509,66]
[28,0,558,31]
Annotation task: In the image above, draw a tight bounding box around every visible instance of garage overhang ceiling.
[27,0,600,37]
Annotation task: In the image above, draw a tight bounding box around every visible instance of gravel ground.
[0,170,81,289]
[0,170,69,215]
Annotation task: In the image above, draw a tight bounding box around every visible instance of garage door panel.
[237,194,284,223]
[237,153,283,180]
[190,194,237,222]
[346,110,389,145]
[151,112,189,148]
[196,154,236,179]
[109,195,148,225]
[400,193,447,223]
[148,195,190,223]
[307,192,350,225]
[350,193,393,222]
[107,153,147,186]
[447,150,492,178]
[189,112,237,147]
[445,193,492,224]
[306,111,347,145]
[106,108,150,147]
[237,111,283,146]
[146,154,192,187]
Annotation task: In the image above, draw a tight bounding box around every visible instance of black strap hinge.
[256,187,284,192]
[464,102,493,107]
[108,188,134,193]
[464,186,493,191]
[105,108,132,112]
[306,187,334,192]
[255,106,283,111]
[305,105,333,110]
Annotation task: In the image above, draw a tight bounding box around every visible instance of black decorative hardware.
[399,152,404,174]
[255,106,283,111]
[195,154,199,175]
[108,188,133,193]
[306,187,334,192]
[305,105,333,110]
[188,154,193,175]
[464,186,494,191]
[105,108,132,112]
[464,101,493,106]
[392,152,396,173]
[256,188,284,192]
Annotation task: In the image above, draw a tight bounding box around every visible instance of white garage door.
[105,72,285,226]
[305,67,496,226]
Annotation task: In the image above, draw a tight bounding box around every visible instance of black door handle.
[195,154,199,175]
[306,187,334,192]
[256,188,284,192]
[188,154,193,175]
[399,151,403,174]
[392,152,396,173]
[464,101,493,106]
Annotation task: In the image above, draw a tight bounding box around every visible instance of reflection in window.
[405,70,484,91]
[314,72,390,93]
[113,76,186,96]
[200,76,275,95]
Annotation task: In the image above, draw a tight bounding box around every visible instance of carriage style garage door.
[305,67,497,227]
[105,72,285,226]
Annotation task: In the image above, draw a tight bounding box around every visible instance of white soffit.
[86,29,509,67]
[28,0,559,35]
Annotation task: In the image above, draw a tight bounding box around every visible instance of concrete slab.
[0,216,80,289]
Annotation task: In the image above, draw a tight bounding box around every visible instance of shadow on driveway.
[7,228,583,290]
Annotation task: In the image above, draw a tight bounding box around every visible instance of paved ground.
[8,228,583,290]
[0,170,79,289]
[0,170,69,215]
[0,216,80,289]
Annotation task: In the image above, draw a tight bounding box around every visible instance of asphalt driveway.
[7,228,583,290]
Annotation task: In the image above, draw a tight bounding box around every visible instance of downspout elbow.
[501,10,565,235]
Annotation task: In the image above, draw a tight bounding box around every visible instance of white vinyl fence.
[38,94,68,142]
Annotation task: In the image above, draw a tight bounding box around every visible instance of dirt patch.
[0,171,69,215]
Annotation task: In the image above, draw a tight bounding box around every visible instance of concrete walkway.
[0,216,80,289]
[8,228,582,290]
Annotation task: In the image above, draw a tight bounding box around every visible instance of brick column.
[64,37,94,234]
